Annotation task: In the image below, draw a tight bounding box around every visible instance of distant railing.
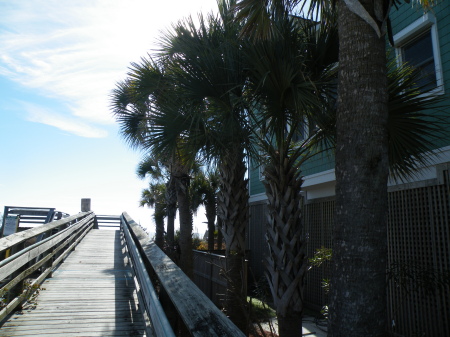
[1,206,70,236]
[95,214,120,229]
[121,212,245,337]
[0,212,95,322]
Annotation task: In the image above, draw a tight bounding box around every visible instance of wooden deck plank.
[0,229,147,337]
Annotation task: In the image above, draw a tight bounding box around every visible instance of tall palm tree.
[236,2,444,336]
[244,12,338,336]
[136,156,172,245]
[111,58,198,278]
[157,1,254,331]
[139,183,167,249]
[190,168,220,250]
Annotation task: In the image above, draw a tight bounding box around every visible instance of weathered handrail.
[122,213,175,337]
[121,212,245,337]
[0,212,91,254]
[0,212,95,322]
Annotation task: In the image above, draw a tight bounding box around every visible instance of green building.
[247,3,450,336]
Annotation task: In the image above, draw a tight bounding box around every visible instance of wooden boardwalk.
[0,230,148,337]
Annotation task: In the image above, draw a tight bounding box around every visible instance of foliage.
[309,247,332,268]
[309,247,332,319]
[190,168,219,215]
[172,230,206,250]
[0,280,45,311]
[155,2,253,331]
[248,297,276,322]
[386,58,450,181]
[195,240,209,250]
[247,276,277,337]
[21,280,44,309]
[111,0,449,335]
[0,287,8,310]
[140,184,166,214]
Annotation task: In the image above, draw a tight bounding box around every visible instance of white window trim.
[393,12,444,95]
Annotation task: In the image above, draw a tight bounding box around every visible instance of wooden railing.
[0,212,95,321]
[192,250,227,308]
[121,212,245,337]
[0,210,246,336]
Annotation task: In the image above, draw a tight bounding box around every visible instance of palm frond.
[387,58,449,181]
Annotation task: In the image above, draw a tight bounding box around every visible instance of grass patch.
[248,296,276,322]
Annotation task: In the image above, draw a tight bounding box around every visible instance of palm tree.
[136,155,180,252]
[139,183,167,249]
[190,168,220,250]
[236,1,443,336]
[111,58,198,278]
[243,12,338,336]
[157,1,253,331]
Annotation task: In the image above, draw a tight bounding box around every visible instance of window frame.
[393,13,444,95]
[258,151,266,181]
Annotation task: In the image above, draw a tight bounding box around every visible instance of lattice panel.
[248,168,449,337]
[248,202,269,284]
[301,173,449,336]
[387,173,450,337]
[303,199,334,311]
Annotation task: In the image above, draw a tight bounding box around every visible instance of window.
[291,118,314,143]
[394,13,444,94]
[402,30,436,90]
[292,121,308,143]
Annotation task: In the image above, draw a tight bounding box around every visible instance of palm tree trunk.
[217,217,224,250]
[154,207,165,249]
[330,1,389,336]
[166,178,177,253]
[205,200,216,250]
[217,148,249,334]
[263,155,306,337]
[176,174,194,279]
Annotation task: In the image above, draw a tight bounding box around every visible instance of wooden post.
[81,199,98,229]
[81,198,91,212]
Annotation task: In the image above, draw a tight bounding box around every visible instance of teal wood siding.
[249,152,335,197]
[250,3,450,198]
[249,160,265,196]
[302,151,335,177]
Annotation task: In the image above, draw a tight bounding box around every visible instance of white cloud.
[24,103,108,138]
[0,0,217,125]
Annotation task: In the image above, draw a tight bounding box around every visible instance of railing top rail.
[121,212,245,337]
[192,249,227,259]
[0,212,91,253]
[121,214,174,337]
[3,206,56,212]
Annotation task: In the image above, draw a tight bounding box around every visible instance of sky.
[0,0,218,237]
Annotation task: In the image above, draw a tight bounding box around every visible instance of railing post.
[81,198,98,229]
[81,198,91,212]
[6,242,26,309]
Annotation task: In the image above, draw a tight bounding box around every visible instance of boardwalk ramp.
[0,229,148,337]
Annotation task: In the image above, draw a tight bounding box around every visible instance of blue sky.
[0,0,217,235]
